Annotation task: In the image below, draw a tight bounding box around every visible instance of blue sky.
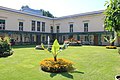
[0,0,107,17]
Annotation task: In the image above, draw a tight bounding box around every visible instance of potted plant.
[115,75,120,80]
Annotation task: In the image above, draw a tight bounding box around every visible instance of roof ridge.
[0,6,53,20]
[0,6,104,20]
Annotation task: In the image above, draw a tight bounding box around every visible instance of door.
[36,35,41,45]
[51,34,56,43]
[94,35,98,45]
[20,34,22,43]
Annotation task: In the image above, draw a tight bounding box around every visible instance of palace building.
[0,6,119,46]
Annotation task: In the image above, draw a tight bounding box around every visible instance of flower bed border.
[106,46,117,49]
[40,58,74,73]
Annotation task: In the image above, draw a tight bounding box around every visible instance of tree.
[41,9,54,18]
[104,0,120,34]
[41,39,68,61]
[104,35,116,46]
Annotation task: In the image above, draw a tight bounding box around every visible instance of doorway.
[36,35,41,45]
[94,35,98,45]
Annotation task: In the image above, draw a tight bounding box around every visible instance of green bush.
[0,37,13,57]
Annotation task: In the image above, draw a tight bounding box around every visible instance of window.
[89,36,92,42]
[84,23,88,32]
[70,24,73,32]
[77,35,80,41]
[63,36,65,41]
[19,22,23,31]
[0,19,5,30]
[37,21,40,31]
[85,36,89,41]
[42,36,45,43]
[56,26,59,33]
[51,26,53,33]
[24,34,29,42]
[42,22,45,32]
[32,35,34,42]
[31,21,36,31]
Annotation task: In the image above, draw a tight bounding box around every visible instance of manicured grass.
[0,45,120,80]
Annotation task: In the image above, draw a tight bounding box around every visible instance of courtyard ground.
[0,45,120,80]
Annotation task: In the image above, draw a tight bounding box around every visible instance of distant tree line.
[21,5,54,18]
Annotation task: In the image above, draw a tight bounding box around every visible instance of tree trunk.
[54,56,57,61]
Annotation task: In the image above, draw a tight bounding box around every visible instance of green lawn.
[0,45,120,80]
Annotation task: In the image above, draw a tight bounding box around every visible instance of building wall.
[0,9,53,32]
[54,13,104,33]
[1,7,117,46]
[0,9,104,33]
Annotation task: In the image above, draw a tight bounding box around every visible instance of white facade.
[0,6,117,45]
[54,13,104,33]
[0,8,53,32]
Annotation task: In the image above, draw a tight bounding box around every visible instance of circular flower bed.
[40,58,74,73]
[106,46,117,49]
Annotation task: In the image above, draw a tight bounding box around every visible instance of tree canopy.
[104,0,120,34]
[41,9,54,18]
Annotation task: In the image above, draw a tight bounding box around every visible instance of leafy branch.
[41,39,68,61]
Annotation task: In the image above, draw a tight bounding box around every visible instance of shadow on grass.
[50,70,84,79]
[0,52,13,58]
[0,56,9,58]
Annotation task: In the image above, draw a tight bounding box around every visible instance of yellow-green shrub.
[40,58,75,73]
